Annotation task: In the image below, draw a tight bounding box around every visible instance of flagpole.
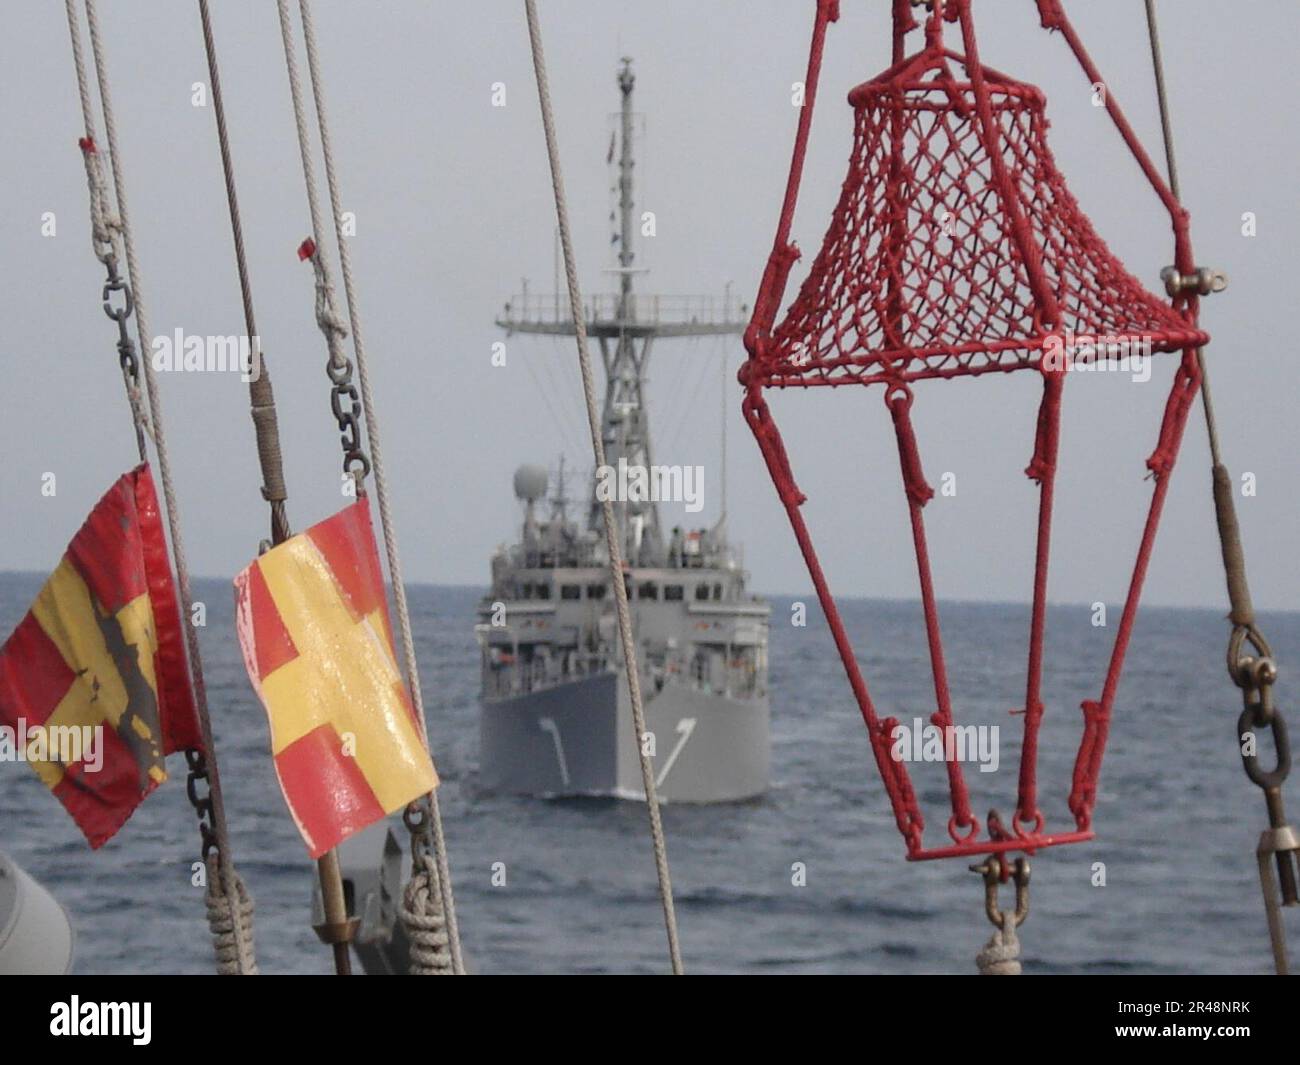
[315,851,355,975]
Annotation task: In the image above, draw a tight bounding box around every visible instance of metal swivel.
[1160,265,1227,298]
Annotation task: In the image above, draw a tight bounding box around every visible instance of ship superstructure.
[476,59,770,802]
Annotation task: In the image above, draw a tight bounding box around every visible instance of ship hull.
[480,671,769,802]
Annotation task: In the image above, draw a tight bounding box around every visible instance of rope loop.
[1229,624,1274,685]
[400,852,453,975]
[976,922,1021,975]
[399,797,450,973]
[205,852,258,975]
[1012,808,1045,837]
[947,813,979,844]
[883,380,914,412]
[885,384,934,507]
[302,240,351,349]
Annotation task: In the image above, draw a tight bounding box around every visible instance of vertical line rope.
[524,0,683,974]
[1143,0,1290,976]
[1142,0,1222,465]
[64,0,150,460]
[275,0,464,974]
[274,2,350,376]
[197,0,291,547]
[294,0,463,974]
[75,0,254,973]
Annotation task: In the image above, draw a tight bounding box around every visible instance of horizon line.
[0,569,1291,616]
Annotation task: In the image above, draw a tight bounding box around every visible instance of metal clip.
[101,273,133,323]
[971,855,1030,930]
[1160,265,1227,298]
[1228,629,1299,973]
[1238,699,1289,790]
[1236,651,1288,784]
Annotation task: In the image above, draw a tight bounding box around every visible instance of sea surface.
[1,572,1296,975]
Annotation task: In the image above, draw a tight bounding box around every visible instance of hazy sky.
[2,0,1296,611]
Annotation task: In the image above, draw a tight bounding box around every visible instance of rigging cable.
[660,335,723,465]
[194,0,300,971]
[1143,0,1296,976]
[65,0,256,974]
[523,0,684,974]
[197,0,291,547]
[275,0,463,974]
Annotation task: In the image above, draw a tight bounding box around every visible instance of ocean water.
[1,571,1296,975]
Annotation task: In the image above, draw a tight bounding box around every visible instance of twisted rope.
[70,0,255,974]
[975,922,1021,975]
[276,0,464,974]
[400,853,453,975]
[306,247,350,343]
[205,857,258,975]
[66,4,150,455]
[275,3,350,379]
[524,0,683,974]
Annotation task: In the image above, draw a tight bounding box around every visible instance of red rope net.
[742,0,1208,860]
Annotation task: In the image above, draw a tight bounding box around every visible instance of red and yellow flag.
[233,498,436,858]
[0,465,201,848]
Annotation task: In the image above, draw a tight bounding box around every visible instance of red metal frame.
[742,0,1207,860]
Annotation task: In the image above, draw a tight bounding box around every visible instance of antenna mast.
[497,58,748,566]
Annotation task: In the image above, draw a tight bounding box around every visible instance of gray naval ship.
[476,59,770,803]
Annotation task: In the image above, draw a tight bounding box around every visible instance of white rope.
[523,0,684,974]
[307,246,350,344]
[976,921,1022,975]
[205,855,258,975]
[70,0,255,975]
[274,2,350,378]
[64,1,150,453]
[400,853,454,975]
[275,0,465,975]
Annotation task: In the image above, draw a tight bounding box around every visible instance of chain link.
[92,238,151,453]
[402,796,436,864]
[1231,635,1290,791]
[101,260,136,376]
[184,746,220,864]
[1230,630,1299,908]
[330,375,371,483]
[298,239,372,486]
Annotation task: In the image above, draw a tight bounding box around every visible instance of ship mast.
[497,58,747,566]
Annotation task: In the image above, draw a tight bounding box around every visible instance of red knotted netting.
[742,0,1210,860]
